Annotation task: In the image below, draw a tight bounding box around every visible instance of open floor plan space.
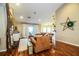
[0,3,79,56]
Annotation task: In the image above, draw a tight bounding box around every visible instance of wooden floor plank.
[0,41,79,56]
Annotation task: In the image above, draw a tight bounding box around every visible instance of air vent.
[27,16,31,19]
[33,11,36,15]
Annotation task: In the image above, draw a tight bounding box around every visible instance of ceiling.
[9,3,63,24]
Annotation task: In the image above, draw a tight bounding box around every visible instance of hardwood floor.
[0,41,79,56]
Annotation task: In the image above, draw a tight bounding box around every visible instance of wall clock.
[61,17,76,31]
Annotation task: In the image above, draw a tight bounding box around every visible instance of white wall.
[56,4,79,46]
[0,4,7,51]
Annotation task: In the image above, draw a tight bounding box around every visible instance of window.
[28,26,33,33]
[42,26,51,33]
[42,27,47,32]
[47,27,51,33]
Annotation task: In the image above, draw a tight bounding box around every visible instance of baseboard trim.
[0,49,6,52]
[57,40,79,47]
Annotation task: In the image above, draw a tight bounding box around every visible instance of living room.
[0,3,79,56]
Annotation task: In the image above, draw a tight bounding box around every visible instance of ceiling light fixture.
[38,19,41,21]
[16,3,20,6]
[20,16,24,19]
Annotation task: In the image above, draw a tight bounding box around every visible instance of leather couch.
[30,36,51,53]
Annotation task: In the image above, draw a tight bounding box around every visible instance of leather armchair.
[30,36,51,53]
